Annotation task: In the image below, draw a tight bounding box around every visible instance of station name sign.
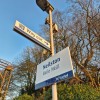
[35,47,74,90]
[13,20,50,50]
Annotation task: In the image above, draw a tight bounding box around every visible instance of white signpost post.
[13,20,50,51]
[35,47,74,90]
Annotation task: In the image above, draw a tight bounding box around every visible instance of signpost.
[14,1,74,99]
[35,47,74,90]
[13,20,50,51]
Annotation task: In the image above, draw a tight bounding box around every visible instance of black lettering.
[31,32,35,37]
[44,41,49,45]
[19,24,25,30]
[43,58,60,70]
[50,62,53,65]
[47,62,50,67]
[57,58,60,62]
[53,60,55,64]
[27,29,31,33]
[51,64,59,71]
[55,59,57,63]
[43,65,46,69]
[27,29,35,37]
[36,36,42,41]
[43,69,50,75]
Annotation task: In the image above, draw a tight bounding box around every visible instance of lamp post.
[36,0,57,100]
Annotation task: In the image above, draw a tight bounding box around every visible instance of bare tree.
[41,0,100,86]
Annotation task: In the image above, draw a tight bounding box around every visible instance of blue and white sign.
[35,47,74,90]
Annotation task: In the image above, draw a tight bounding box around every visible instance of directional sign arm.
[13,20,50,51]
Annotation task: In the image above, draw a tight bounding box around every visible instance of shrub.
[13,94,34,100]
[44,84,100,100]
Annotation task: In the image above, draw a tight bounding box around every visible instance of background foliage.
[13,94,34,100]
[14,84,100,100]
[44,84,100,100]
[9,0,100,99]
